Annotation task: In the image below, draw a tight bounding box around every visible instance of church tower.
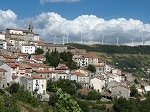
[28,20,34,32]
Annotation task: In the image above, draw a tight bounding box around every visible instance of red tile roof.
[72,72,85,77]
[31,75,46,79]
[7,63,19,68]
[34,70,54,74]
[26,62,48,68]
[55,64,69,70]
[2,54,17,59]
[0,68,7,72]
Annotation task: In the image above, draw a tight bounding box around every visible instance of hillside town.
[0,24,150,102]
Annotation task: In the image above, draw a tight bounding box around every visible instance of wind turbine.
[101,35,104,44]
[116,34,119,46]
[53,35,57,44]
[141,35,144,45]
[62,35,65,45]
[80,35,83,44]
[131,39,134,46]
[88,37,93,45]
[66,34,69,43]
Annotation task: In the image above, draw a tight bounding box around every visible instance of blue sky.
[0,0,150,45]
[0,0,150,23]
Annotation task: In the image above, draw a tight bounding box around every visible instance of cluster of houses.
[0,25,150,100]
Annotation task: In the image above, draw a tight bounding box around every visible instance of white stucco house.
[20,75,47,95]
[0,63,19,85]
[21,44,35,54]
[108,74,122,83]
[0,40,7,49]
[90,76,105,92]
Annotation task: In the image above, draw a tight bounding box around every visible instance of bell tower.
[28,20,34,32]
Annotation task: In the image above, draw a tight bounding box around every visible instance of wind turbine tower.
[116,34,119,46]
[62,35,65,45]
[142,36,144,45]
[66,34,69,43]
[80,35,83,44]
[131,39,134,46]
[89,37,93,45]
[101,35,104,44]
[53,35,57,44]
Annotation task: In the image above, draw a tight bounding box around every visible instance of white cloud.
[0,9,17,29]
[1,9,150,44]
[33,12,150,44]
[40,0,81,4]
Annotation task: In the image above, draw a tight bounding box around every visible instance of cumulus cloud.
[40,0,81,4]
[1,9,150,45]
[32,12,150,44]
[0,9,17,29]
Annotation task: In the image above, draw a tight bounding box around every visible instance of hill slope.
[68,43,150,78]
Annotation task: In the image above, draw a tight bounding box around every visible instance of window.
[42,85,44,88]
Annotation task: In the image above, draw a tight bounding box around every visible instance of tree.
[48,93,58,106]
[113,97,130,112]
[87,64,96,73]
[9,83,20,94]
[66,60,78,70]
[55,88,82,112]
[76,100,90,112]
[56,79,81,95]
[134,79,139,84]
[0,95,19,112]
[47,80,56,92]
[130,85,138,97]
[44,50,60,67]
[35,48,44,54]
[60,51,73,62]
[87,89,101,100]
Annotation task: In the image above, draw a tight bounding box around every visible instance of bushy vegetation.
[8,83,39,107]
[47,79,82,95]
[0,95,20,112]
[87,64,96,73]
[44,50,78,69]
[113,93,150,112]
[87,89,102,100]
[68,43,150,54]
[35,48,44,54]
[68,43,150,77]
[55,88,83,112]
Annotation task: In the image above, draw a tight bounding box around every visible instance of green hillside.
[68,43,150,78]
[67,43,150,54]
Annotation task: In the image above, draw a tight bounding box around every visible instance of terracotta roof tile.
[31,75,46,79]
[7,63,19,68]
[0,68,7,72]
